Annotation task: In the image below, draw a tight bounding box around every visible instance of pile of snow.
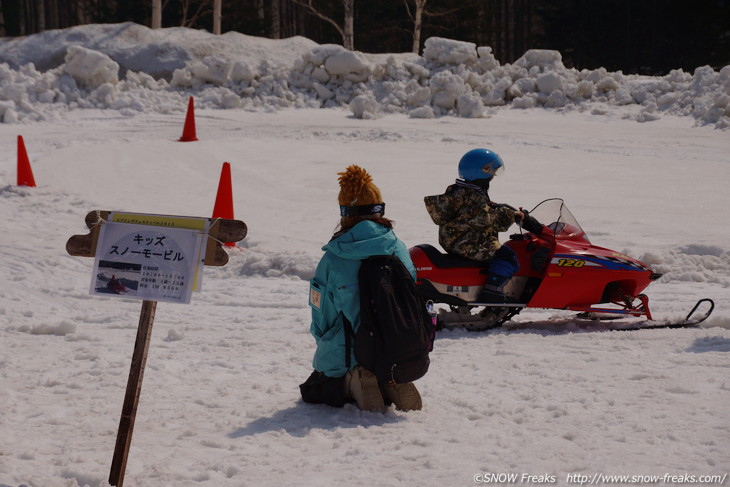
[0,23,728,128]
[641,245,730,287]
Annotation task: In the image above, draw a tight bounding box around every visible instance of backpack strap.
[343,314,354,370]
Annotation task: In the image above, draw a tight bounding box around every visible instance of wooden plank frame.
[66,210,247,266]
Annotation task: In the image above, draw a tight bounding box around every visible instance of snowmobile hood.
[323,220,401,260]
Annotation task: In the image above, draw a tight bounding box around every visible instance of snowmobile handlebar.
[491,202,543,233]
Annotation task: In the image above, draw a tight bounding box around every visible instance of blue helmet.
[458,148,505,181]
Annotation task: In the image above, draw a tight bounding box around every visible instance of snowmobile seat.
[414,244,490,269]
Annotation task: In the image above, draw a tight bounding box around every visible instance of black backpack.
[345,254,435,385]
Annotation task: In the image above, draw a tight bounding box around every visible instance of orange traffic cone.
[212,162,235,247]
[178,96,198,142]
[17,135,36,187]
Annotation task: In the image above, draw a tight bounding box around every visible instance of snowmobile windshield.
[529,198,589,242]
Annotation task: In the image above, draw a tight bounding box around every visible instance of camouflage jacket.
[424,180,515,261]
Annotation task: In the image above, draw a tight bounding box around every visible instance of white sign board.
[90,213,209,304]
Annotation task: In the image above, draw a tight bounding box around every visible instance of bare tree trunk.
[36,0,45,31]
[280,0,291,38]
[499,0,506,61]
[342,0,353,50]
[271,0,281,39]
[213,0,221,34]
[514,0,521,58]
[47,0,59,29]
[180,0,189,26]
[152,0,162,28]
[280,0,296,38]
[76,0,91,24]
[476,1,486,47]
[19,0,27,34]
[491,0,501,60]
[408,0,427,54]
[256,0,264,31]
[519,0,530,58]
[411,4,422,54]
[507,0,514,61]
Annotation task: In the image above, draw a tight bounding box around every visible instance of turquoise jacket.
[308,220,416,377]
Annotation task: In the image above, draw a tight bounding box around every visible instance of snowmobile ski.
[627,298,715,330]
[574,298,715,331]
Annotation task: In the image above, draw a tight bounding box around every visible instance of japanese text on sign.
[90,215,208,304]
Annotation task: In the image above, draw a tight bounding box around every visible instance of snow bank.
[63,45,119,87]
[0,23,728,128]
[643,245,730,287]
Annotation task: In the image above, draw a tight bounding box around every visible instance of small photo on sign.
[94,260,142,296]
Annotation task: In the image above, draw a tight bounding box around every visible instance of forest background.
[1,0,728,76]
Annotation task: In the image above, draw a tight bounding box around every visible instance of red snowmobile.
[410,198,714,331]
[106,275,127,294]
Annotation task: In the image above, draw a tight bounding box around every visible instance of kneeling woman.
[302,165,421,412]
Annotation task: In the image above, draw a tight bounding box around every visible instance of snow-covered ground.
[1,23,729,487]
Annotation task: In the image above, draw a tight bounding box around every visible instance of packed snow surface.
[1,23,729,487]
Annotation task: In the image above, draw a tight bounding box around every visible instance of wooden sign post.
[67,210,246,487]
[108,298,156,487]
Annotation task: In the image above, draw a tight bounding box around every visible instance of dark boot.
[344,366,385,413]
[383,382,422,411]
[477,274,509,303]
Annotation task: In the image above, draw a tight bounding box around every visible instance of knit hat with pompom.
[337,165,385,217]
